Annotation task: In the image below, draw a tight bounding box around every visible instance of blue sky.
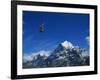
[23,11,89,54]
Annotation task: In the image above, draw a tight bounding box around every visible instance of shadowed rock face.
[23,41,89,68]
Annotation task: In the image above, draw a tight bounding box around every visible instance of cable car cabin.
[39,23,45,32]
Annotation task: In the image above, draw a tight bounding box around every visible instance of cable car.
[39,23,45,32]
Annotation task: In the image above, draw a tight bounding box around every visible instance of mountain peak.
[31,50,50,58]
[61,40,74,49]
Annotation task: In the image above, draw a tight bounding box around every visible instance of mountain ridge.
[23,40,89,68]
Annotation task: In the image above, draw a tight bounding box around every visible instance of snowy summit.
[61,40,74,49]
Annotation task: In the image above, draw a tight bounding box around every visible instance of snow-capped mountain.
[23,50,49,68]
[23,50,49,62]
[46,41,88,67]
[61,40,74,49]
[23,41,89,68]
